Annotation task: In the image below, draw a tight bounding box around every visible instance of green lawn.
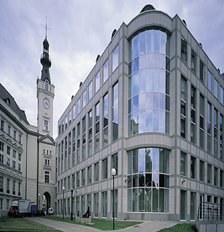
[45,215,142,230]
[159,223,197,232]
[0,217,60,231]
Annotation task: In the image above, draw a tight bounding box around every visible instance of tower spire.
[40,19,51,84]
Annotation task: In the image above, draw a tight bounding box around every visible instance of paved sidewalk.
[26,217,177,232]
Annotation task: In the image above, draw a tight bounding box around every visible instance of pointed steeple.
[40,20,51,84]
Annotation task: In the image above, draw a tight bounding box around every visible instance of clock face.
[43,98,50,109]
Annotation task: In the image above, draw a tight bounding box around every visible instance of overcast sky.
[1,0,224,138]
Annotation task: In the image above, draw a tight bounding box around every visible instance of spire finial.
[45,17,48,39]
[42,17,50,39]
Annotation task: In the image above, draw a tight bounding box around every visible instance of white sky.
[1,0,224,138]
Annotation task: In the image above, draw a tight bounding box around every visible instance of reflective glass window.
[207,71,212,92]
[103,60,108,82]
[95,71,100,92]
[112,46,119,72]
[129,30,169,136]
[128,147,169,212]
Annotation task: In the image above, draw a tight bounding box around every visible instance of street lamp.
[71,190,73,220]
[38,193,41,211]
[62,186,65,220]
[111,168,116,230]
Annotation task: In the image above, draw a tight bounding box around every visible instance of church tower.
[36,31,56,213]
[37,34,54,137]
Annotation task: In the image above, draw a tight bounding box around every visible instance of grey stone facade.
[56,6,224,221]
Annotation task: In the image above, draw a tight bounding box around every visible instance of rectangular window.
[220,170,223,188]
[94,162,99,182]
[112,82,119,141]
[220,86,224,105]
[82,169,85,186]
[12,160,16,169]
[18,153,21,161]
[13,180,16,195]
[8,125,11,135]
[207,164,212,184]
[214,78,218,98]
[0,119,4,131]
[18,182,21,196]
[13,130,16,139]
[7,178,10,193]
[190,156,196,179]
[77,98,81,115]
[95,102,100,152]
[199,94,205,148]
[180,151,187,176]
[191,49,196,73]
[0,142,4,152]
[220,114,223,160]
[0,176,3,192]
[0,154,3,164]
[95,71,100,92]
[102,158,108,179]
[88,81,93,100]
[181,37,187,62]
[13,150,16,158]
[180,76,187,138]
[214,167,218,186]
[94,193,99,217]
[199,60,204,82]
[112,46,119,72]
[199,160,204,182]
[76,171,80,187]
[207,70,212,92]
[7,146,10,155]
[103,93,109,147]
[77,123,80,163]
[207,102,212,155]
[82,89,87,107]
[43,119,49,131]
[191,85,196,144]
[72,174,75,189]
[45,171,49,183]
[0,198,2,210]
[88,110,92,157]
[87,165,92,184]
[103,60,109,82]
[111,153,118,175]
[102,191,107,217]
[82,116,86,160]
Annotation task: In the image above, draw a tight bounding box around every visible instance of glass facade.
[128,29,170,135]
[128,148,169,212]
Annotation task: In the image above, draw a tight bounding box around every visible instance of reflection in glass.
[129,29,170,136]
[128,148,169,212]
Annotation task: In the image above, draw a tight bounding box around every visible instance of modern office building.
[56,5,224,221]
[0,35,55,217]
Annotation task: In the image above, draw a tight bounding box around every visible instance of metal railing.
[198,202,224,221]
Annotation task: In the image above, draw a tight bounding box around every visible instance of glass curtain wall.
[128,147,169,212]
[128,29,170,135]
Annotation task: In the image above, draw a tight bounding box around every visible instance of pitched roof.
[0,83,30,124]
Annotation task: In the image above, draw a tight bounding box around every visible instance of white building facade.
[0,36,55,217]
[56,5,224,221]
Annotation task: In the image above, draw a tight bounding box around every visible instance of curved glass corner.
[128,29,170,135]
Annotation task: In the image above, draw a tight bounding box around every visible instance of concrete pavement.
[26,217,177,232]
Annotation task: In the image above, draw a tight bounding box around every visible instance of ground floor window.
[127,147,169,212]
